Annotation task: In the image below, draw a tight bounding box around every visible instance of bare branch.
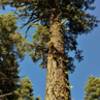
[0,92,14,98]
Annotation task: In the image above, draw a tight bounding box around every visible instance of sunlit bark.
[45,17,71,100]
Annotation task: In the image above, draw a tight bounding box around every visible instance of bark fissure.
[45,17,71,100]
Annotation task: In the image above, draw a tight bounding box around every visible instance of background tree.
[84,76,100,100]
[0,0,98,100]
[0,13,19,100]
[0,13,35,100]
[15,77,34,100]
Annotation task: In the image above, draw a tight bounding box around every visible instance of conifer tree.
[85,76,100,100]
[15,77,34,100]
[0,0,98,100]
[0,13,19,100]
[0,13,34,100]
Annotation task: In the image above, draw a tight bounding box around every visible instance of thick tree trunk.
[45,18,71,100]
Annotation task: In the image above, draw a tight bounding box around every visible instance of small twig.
[0,92,14,98]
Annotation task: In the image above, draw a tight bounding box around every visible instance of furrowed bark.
[45,17,71,100]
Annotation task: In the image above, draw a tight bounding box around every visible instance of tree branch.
[0,92,14,98]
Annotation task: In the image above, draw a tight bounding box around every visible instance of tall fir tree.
[85,76,100,100]
[0,0,98,100]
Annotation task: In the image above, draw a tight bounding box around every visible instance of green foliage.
[85,76,100,100]
[0,0,98,71]
[15,77,34,100]
[0,1,98,99]
[0,13,17,33]
[13,0,97,71]
[0,13,35,100]
[9,32,34,58]
[30,25,50,67]
[0,13,19,100]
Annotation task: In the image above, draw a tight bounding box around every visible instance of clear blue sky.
[1,1,100,100]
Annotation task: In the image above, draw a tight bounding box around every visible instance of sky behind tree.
[19,1,100,99]
[19,1,100,100]
[0,0,100,100]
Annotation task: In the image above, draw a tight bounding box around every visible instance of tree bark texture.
[45,18,71,100]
